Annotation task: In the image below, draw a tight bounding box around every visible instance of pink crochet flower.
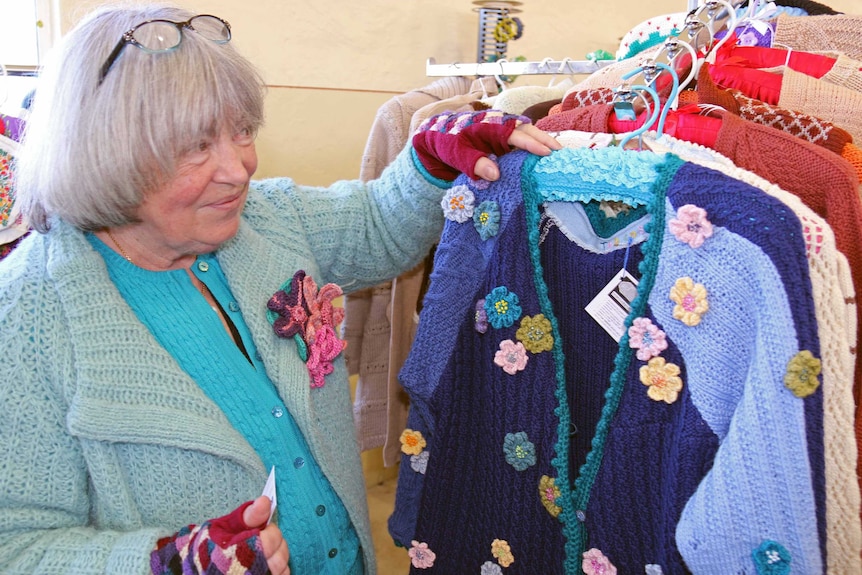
[494,339,528,375]
[628,317,668,361]
[408,540,436,569]
[668,204,713,248]
[582,548,617,575]
[267,270,347,388]
[306,325,345,388]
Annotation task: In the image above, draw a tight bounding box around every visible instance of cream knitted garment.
[645,132,862,575]
[779,66,862,143]
[773,13,862,61]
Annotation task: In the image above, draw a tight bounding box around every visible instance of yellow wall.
[53,0,860,484]
[57,0,862,185]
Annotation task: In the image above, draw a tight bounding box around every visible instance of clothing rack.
[425,57,612,77]
[427,1,733,79]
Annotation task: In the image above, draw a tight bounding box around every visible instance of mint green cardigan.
[0,147,446,575]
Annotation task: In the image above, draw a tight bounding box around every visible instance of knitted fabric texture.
[647,133,862,574]
[771,0,841,15]
[0,145,447,574]
[392,147,823,574]
[347,75,477,458]
[150,501,269,575]
[615,12,687,60]
[821,52,862,93]
[695,63,853,155]
[774,13,862,60]
[779,66,862,145]
[412,109,530,181]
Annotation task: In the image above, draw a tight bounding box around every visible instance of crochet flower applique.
[668,204,714,248]
[494,339,528,375]
[784,350,822,398]
[408,540,436,569]
[484,286,522,329]
[669,277,709,327]
[628,317,668,361]
[491,539,514,568]
[400,428,427,456]
[481,561,503,575]
[582,548,617,575]
[639,357,684,404]
[538,475,561,518]
[503,431,536,471]
[267,270,346,388]
[516,314,554,353]
[752,540,791,575]
[475,298,489,333]
[441,184,475,223]
[473,200,501,240]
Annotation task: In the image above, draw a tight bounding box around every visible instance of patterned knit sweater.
[390,148,823,574]
[0,146,447,575]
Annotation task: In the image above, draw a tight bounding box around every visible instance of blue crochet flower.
[752,540,791,575]
[473,200,501,240]
[503,431,536,471]
[441,184,474,223]
[410,451,429,474]
[484,286,522,329]
[481,561,503,575]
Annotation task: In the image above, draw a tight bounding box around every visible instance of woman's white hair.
[16,3,266,232]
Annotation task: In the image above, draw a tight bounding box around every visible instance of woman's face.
[133,124,258,261]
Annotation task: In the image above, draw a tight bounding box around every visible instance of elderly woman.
[0,4,559,575]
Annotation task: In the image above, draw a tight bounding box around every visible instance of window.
[1,0,56,115]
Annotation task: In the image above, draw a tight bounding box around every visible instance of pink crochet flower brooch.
[267,270,347,388]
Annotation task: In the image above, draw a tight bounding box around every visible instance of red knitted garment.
[696,63,853,155]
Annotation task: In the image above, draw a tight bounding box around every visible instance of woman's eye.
[235,127,255,142]
[197,141,210,152]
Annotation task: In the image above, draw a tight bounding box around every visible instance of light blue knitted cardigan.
[0,146,446,575]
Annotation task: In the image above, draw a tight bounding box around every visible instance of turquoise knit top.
[88,235,363,575]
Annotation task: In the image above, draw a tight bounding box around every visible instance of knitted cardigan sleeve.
[0,238,161,575]
[242,144,448,294]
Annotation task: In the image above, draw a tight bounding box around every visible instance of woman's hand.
[473,122,562,181]
[243,495,291,575]
[150,496,289,575]
[412,110,562,182]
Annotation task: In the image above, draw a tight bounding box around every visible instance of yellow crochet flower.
[516,314,554,353]
[639,357,684,404]
[538,475,561,518]
[491,539,515,567]
[399,428,427,456]
[784,350,822,398]
[669,277,709,326]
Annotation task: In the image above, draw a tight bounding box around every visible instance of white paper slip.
[584,268,639,342]
[262,466,277,524]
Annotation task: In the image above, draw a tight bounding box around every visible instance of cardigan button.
[197,261,209,272]
[228,301,239,312]
[271,406,283,418]
[294,457,305,469]
[328,548,338,559]
[576,510,586,522]
[315,505,326,516]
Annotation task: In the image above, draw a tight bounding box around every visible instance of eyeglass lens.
[132,15,229,52]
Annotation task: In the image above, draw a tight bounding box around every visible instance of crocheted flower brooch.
[267,270,347,388]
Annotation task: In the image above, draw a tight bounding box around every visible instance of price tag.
[584,268,639,342]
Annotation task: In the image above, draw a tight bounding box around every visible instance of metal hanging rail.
[425,57,612,77]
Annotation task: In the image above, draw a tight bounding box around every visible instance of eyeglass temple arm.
[98,36,130,86]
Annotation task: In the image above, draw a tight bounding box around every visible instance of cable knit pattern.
[773,13,862,60]
[0,145,446,574]
[392,147,822,574]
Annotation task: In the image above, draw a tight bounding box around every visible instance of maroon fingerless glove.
[412,109,531,181]
[150,501,271,575]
